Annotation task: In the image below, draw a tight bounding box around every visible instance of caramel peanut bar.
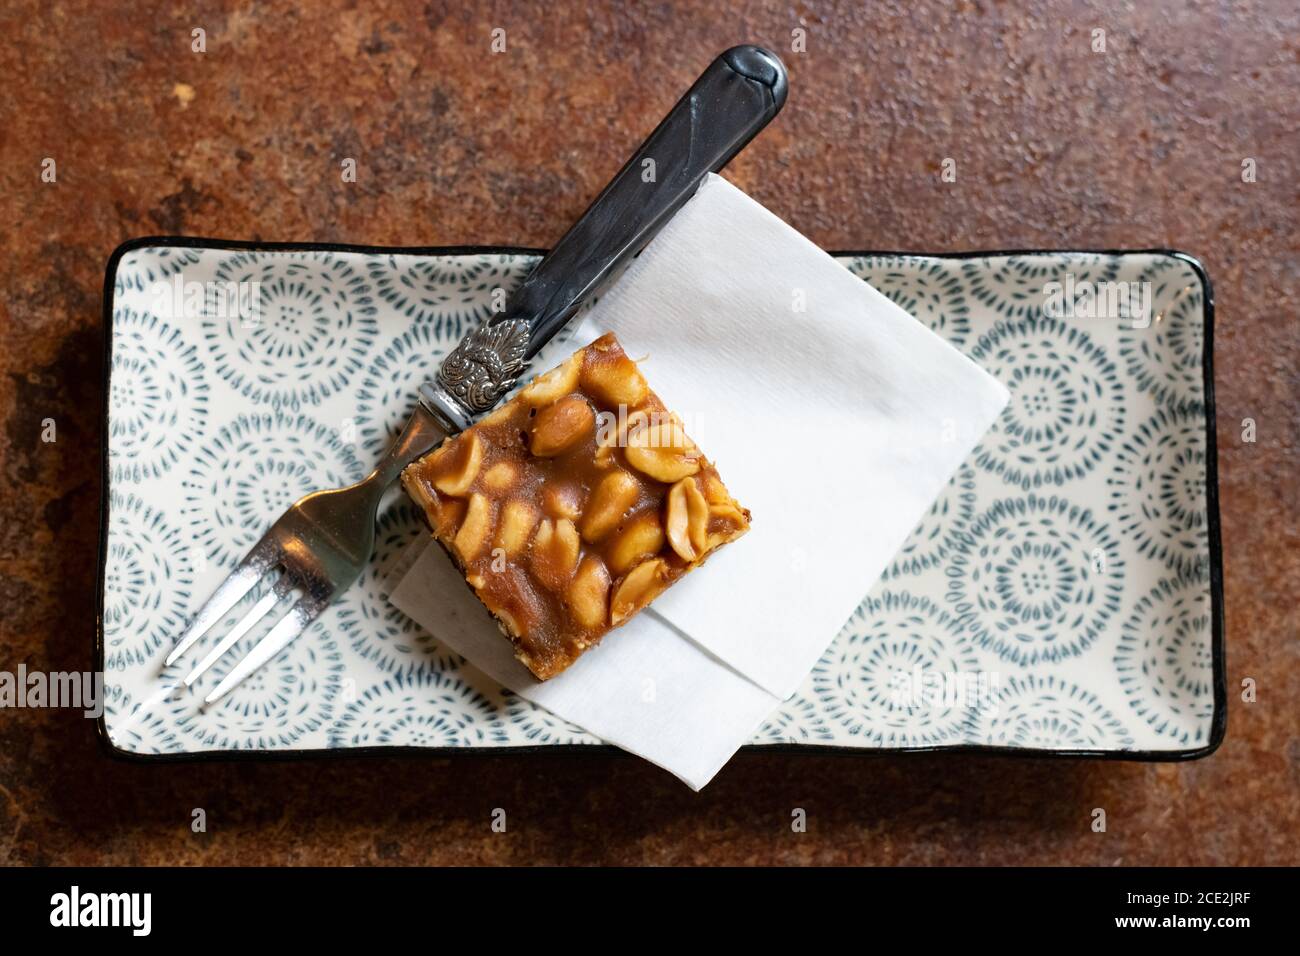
[402,332,751,680]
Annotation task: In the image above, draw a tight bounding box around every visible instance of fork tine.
[182,579,288,687]
[165,538,278,667]
[203,597,320,704]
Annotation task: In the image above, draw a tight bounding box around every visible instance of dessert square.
[402,332,751,679]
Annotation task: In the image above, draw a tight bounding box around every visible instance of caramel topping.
[401,332,751,680]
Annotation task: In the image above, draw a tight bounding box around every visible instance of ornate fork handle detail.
[419,45,787,434]
[434,316,531,414]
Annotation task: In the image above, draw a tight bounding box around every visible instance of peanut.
[530,517,581,592]
[530,394,595,457]
[625,421,701,483]
[580,470,640,543]
[610,558,668,625]
[520,349,584,406]
[581,349,648,408]
[568,555,611,630]
[453,492,494,562]
[665,478,697,562]
[482,460,519,494]
[608,511,665,575]
[433,432,484,496]
[495,499,539,556]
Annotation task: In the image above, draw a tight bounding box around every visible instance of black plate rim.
[94,237,1226,767]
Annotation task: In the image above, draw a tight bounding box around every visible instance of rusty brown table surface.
[1,1,1296,866]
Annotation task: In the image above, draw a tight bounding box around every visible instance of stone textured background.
[1,0,1296,865]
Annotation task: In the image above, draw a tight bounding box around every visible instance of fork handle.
[419,45,788,432]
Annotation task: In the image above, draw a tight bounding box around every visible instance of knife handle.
[421,45,788,431]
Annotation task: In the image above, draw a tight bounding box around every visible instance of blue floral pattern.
[970,674,1134,750]
[204,251,379,408]
[1118,260,1206,411]
[882,463,977,578]
[113,245,205,294]
[810,592,984,746]
[754,694,837,743]
[968,316,1127,490]
[1106,406,1209,578]
[500,689,599,745]
[367,252,534,338]
[332,501,460,675]
[109,308,209,483]
[328,670,507,747]
[1114,573,1215,744]
[101,685,187,754]
[102,247,1216,756]
[353,322,451,457]
[172,608,342,750]
[945,495,1124,666]
[102,491,195,669]
[181,411,364,567]
[851,255,973,347]
[963,253,1120,321]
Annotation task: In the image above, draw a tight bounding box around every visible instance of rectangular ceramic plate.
[97,241,1224,760]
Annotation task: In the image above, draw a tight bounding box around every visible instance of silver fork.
[166,46,787,702]
[163,406,446,700]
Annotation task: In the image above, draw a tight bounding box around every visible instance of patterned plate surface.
[98,242,1223,758]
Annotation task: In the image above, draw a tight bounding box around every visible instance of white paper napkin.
[391,537,781,788]
[389,173,1008,789]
